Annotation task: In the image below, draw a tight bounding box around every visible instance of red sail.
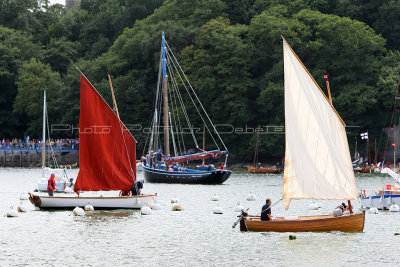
[74,75,136,192]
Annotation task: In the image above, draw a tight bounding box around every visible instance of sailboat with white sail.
[29,72,157,209]
[237,37,365,232]
[36,90,74,192]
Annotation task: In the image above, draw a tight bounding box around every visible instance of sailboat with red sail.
[29,73,157,209]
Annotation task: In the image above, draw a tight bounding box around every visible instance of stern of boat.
[29,193,42,208]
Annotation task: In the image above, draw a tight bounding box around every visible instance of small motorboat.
[247,166,283,174]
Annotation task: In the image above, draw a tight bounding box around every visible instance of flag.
[324,75,328,79]
[360,132,368,139]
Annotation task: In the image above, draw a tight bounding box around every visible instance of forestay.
[282,38,358,209]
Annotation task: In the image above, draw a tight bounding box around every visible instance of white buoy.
[389,204,400,212]
[84,204,94,211]
[213,205,224,214]
[17,202,27,212]
[64,187,74,194]
[141,205,152,215]
[171,203,182,211]
[152,203,162,210]
[235,202,244,212]
[369,206,379,214]
[309,203,319,210]
[211,194,220,201]
[73,206,85,216]
[6,206,19,217]
[171,198,179,203]
[247,193,256,201]
[20,193,29,200]
[332,208,342,216]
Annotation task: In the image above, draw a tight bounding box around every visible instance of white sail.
[282,38,358,209]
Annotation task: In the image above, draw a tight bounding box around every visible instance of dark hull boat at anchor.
[142,33,231,184]
[143,164,231,184]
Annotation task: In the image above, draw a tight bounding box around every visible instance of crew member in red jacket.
[47,173,56,196]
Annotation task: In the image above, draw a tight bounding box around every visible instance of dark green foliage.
[0,0,399,162]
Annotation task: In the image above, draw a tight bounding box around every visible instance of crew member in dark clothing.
[131,179,144,195]
[261,198,272,221]
[156,149,165,168]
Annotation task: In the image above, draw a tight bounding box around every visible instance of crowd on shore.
[0,138,79,150]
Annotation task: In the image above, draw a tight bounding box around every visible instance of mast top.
[162,32,167,78]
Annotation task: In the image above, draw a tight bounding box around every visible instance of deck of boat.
[241,212,365,232]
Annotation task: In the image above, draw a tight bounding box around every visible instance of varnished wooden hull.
[241,212,365,232]
[247,166,283,174]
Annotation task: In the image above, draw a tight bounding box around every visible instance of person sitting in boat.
[339,202,348,212]
[156,149,165,168]
[47,173,57,196]
[257,163,261,168]
[261,198,272,221]
[219,163,225,170]
[207,164,214,171]
[131,179,144,195]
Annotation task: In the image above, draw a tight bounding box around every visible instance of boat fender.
[17,202,27,212]
[235,202,244,212]
[141,205,152,215]
[368,207,379,214]
[247,193,256,201]
[389,204,400,212]
[20,193,29,200]
[6,206,19,217]
[84,204,94,211]
[171,203,182,211]
[211,194,220,201]
[213,205,224,214]
[64,187,74,194]
[332,208,342,216]
[73,206,85,216]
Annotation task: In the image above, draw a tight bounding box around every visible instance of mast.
[162,32,170,158]
[374,138,377,165]
[253,131,259,167]
[202,124,206,164]
[42,91,46,169]
[108,75,120,119]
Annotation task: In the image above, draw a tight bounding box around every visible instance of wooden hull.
[143,165,231,184]
[353,167,373,173]
[29,193,157,209]
[241,212,365,232]
[247,166,283,174]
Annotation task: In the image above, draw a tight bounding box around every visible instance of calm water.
[0,168,399,266]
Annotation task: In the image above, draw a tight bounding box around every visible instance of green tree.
[14,58,63,136]
[0,26,42,137]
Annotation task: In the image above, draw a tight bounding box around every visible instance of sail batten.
[282,39,358,209]
[74,75,137,193]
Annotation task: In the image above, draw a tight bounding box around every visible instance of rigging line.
[169,111,178,156]
[377,85,399,156]
[166,59,186,154]
[149,49,164,153]
[165,47,219,150]
[165,45,222,151]
[109,77,136,182]
[167,76,184,156]
[166,54,199,149]
[167,58,187,153]
[45,103,58,168]
[165,41,227,151]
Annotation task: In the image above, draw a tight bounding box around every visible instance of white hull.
[37,178,73,192]
[361,194,400,210]
[29,193,157,209]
